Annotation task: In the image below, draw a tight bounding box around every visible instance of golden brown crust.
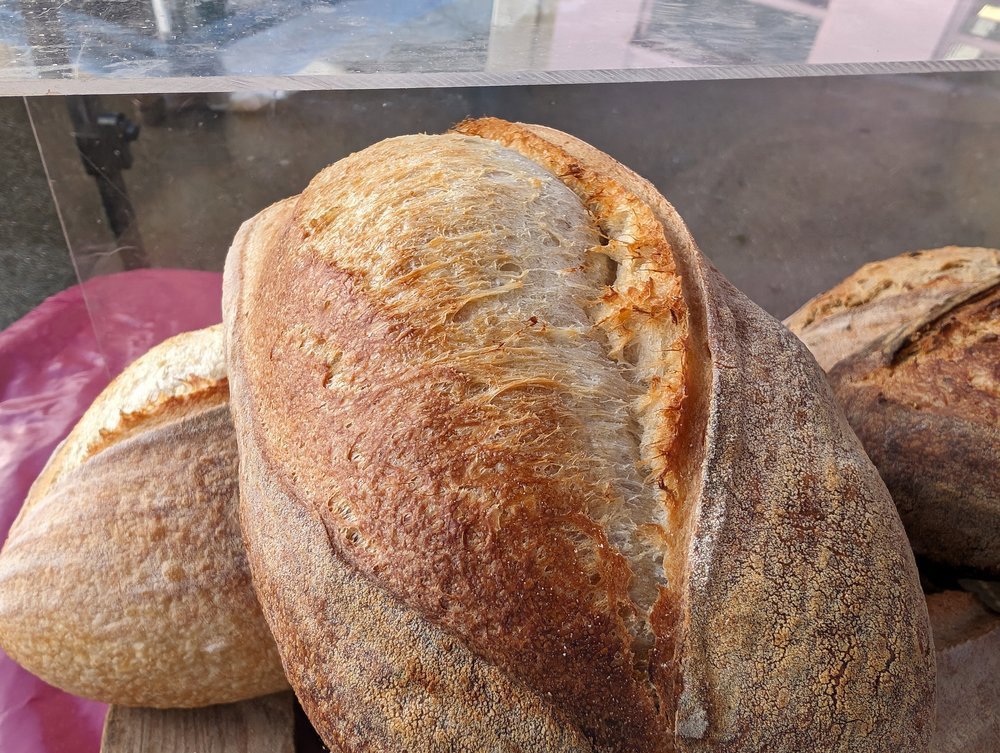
[785,246,1000,372]
[926,591,1000,753]
[24,324,230,517]
[239,398,596,753]
[226,197,595,753]
[788,249,1000,576]
[0,327,287,707]
[493,120,935,753]
[226,120,934,752]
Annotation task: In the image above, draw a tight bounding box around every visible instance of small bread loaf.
[785,247,1000,575]
[224,119,934,752]
[926,591,1000,753]
[0,325,287,707]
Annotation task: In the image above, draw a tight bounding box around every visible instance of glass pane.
[4,0,999,93]
[25,70,1000,367]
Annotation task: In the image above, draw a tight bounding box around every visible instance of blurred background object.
[3,0,1000,82]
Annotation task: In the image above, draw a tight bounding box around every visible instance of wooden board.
[101,691,296,753]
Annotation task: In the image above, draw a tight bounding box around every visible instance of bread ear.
[24,324,229,516]
[785,246,1000,371]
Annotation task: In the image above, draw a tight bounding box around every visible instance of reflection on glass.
[967,4,1000,42]
[2,0,998,85]
[632,0,825,66]
[220,0,492,76]
[940,1,1000,61]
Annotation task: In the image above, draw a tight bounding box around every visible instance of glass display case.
[1,2,999,752]
[4,0,999,362]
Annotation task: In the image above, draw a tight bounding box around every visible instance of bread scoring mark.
[788,246,1000,332]
[454,118,690,681]
[244,133,679,750]
[871,282,1000,417]
[85,378,230,464]
[785,246,1000,373]
[888,280,1000,365]
[23,326,230,519]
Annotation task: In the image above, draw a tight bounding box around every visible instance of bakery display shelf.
[22,67,1000,372]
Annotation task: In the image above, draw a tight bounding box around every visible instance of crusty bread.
[785,248,1000,575]
[926,591,1000,753]
[784,246,1000,371]
[0,325,287,707]
[224,119,934,752]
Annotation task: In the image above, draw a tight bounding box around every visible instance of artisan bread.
[0,325,287,707]
[785,247,1000,575]
[784,246,1000,371]
[224,119,935,752]
[926,591,1000,753]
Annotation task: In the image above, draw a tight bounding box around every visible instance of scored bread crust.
[497,121,935,751]
[225,120,934,752]
[785,248,1000,576]
[785,246,1000,372]
[25,324,229,508]
[0,326,287,707]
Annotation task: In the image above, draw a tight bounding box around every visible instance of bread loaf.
[926,591,1000,753]
[0,325,287,707]
[224,119,935,752]
[785,246,1000,372]
[785,247,1000,575]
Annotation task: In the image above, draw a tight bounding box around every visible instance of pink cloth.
[0,269,223,753]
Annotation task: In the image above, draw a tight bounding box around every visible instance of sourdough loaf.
[224,119,935,752]
[0,325,287,707]
[785,246,1000,372]
[785,247,1000,575]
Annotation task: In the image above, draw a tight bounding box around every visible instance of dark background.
[3,71,1000,330]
